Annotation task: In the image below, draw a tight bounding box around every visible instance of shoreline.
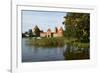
[22,37,89,49]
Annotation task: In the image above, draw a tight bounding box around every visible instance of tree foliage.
[34,25,40,37]
[28,29,33,37]
[63,13,90,42]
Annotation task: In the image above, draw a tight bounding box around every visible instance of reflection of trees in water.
[63,45,90,60]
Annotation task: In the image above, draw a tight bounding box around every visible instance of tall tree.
[63,13,90,42]
[34,25,40,37]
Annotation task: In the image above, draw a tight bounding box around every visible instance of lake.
[22,38,90,62]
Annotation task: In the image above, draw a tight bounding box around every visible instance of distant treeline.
[22,25,40,38]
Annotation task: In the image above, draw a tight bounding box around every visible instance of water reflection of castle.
[40,27,63,38]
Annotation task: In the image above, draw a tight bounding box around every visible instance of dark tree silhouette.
[34,25,40,37]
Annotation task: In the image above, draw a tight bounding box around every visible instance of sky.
[21,10,67,33]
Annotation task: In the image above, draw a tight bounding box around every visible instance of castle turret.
[58,27,63,37]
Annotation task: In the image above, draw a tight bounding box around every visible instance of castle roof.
[47,28,51,32]
[59,27,63,30]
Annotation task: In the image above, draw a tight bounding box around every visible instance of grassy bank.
[25,37,89,48]
[26,37,65,47]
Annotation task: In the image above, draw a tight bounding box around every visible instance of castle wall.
[40,27,63,38]
[40,33,47,37]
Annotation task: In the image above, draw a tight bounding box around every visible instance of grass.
[26,37,65,47]
[25,37,89,48]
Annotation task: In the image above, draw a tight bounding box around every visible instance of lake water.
[22,38,90,62]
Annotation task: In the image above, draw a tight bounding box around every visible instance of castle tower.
[55,27,58,33]
[47,28,52,37]
[58,27,63,37]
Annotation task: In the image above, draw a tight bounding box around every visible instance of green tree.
[34,25,40,37]
[63,13,90,42]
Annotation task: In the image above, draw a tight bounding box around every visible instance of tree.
[63,13,90,42]
[34,25,40,37]
[28,29,33,37]
[22,31,29,38]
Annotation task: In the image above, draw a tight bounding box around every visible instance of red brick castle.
[40,27,63,38]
